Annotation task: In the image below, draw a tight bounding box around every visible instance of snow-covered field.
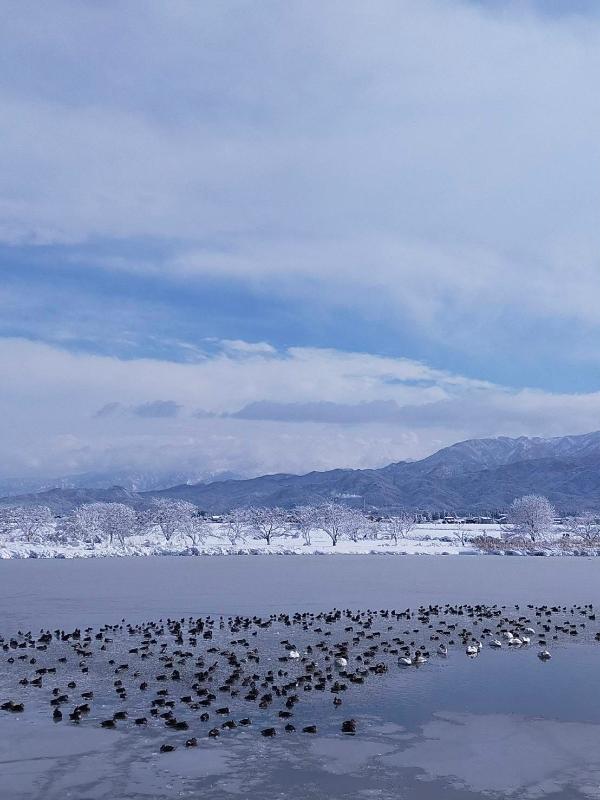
[0,523,595,559]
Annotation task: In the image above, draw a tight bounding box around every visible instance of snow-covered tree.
[59,504,102,545]
[245,506,287,545]
[293,505,318,546]
[148,499,198,543]
[345,508,368,542]
[312,501,361,547]
[222,509,247,545]
[179,511,208,547]
[384,511,416,544]
[0,506,19,540]
[62,502,136,546]
[98,503,137,546]
[564,512,600,545]
[12,506,54,542]
[507,495,555,542]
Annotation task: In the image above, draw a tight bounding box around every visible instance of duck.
[341,719,357,734]
[437,644,448,656]
[465,644,479,657]
[538,650,552,661]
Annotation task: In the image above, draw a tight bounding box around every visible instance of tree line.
[1,494,599,550]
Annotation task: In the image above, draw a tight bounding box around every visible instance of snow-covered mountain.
[4,431,600,513]
[146,430,600,512]
[380,431,600,479]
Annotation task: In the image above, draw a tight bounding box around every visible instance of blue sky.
[1,0,600,483]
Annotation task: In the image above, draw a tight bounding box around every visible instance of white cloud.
[1,1,599,482]
[0,0,599,346]
[1,336,600,481]
[216,339,277,357]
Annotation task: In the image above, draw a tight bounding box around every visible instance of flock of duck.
[1,602,597,752]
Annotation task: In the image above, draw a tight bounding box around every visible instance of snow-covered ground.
[0,523,595,559]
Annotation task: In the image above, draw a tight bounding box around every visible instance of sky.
[1,0,600,484]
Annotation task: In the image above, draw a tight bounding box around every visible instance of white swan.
[489,639,502,648]
[288,649,300,659]
[520,635,531,645]
[398,656,412,667]
[335,656,348,668]
[503,631,514,640]
[509,637,523,647]
[465,644,479,656]
[524,627,535,634]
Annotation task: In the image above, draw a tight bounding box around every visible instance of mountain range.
[4,431,600,514]
[0,468,244,498]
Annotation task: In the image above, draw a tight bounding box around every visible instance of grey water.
[2,555,600,799]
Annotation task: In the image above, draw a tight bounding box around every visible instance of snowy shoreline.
[2,541,598,560]
[2,522,597,560]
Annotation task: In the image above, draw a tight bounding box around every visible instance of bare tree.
[506,495,555,543]
[245,506,287,545]
[384,511,416,545]
[451,520,471,547]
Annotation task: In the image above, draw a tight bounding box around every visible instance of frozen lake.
[4,554,600,633]
[2,555,600,799]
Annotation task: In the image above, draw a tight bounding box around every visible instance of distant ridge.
[4,431,600,514]
[0,468,243,497]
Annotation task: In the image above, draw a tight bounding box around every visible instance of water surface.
[2,555,600,799]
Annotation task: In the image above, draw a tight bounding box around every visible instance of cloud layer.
[1,0,600,392]
[2,337,600,482]
[1,2,600,482]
